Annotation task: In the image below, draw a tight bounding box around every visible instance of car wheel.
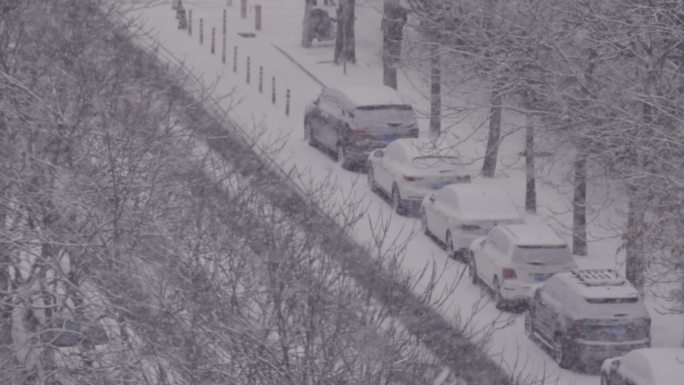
[391,186,406,215]
[304,120,315,146]
[600,374,609,385]
[493,277,507,310]
[420,209,429,235]
[367,166,379,193]
[553,334,577,369]
[524,311,535,338]
[468,256,479,284]
[336,143,349,169]
[445,231,456,259]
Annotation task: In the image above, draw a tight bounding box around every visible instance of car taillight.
[572,319,585,332]
[347,128,368,140]
[502,268,517,279]
[403,175,423,182]
[459,224,481,231]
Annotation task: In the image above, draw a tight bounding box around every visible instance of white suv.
[468,224,577,309]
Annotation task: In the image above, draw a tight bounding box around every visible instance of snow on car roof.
[623,347,684,385]
[335,85,408,107]
[500,224,567,246]
[444,184,522,222]
[554,271,641,299]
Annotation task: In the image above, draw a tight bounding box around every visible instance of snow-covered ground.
[128,1,683,384]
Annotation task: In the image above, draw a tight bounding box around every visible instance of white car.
[367,138,470,215]
[420,183,523,259]
[468,223,577,309]
[601,347,684,385]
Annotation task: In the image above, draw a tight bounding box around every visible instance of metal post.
[240,0,247,18]
[233,46,238,73]
[199,18,204,44]
[285,89,291,116]
[255,5,262,31]
[188,9,192,35]
[222,34,226,64]
[246,56,250,83]
[223,9,227,35]
[211,27,215,54]
[258,66,263,93]
[271,77,276,104]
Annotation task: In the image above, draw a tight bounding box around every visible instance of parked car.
[367,138,470,215]
[601,347,684,385]
[468,223,577,310]
[421,183,523,259]
[525,269,651,369]
[304,85,419,170]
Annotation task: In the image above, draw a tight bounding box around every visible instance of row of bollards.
[177,2,291,117]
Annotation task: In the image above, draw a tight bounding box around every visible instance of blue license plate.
[608,327,626,335]
[378,135,398,143]
[533,273,553,281]
[430,182,447,190]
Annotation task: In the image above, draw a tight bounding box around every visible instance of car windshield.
[354,105,417,128]
[511,245,573,265]
[412,156,461,167]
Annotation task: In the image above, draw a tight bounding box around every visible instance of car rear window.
[354,105,417,128]
[585,297,639,304]
[511,245,573,265]
[412,156,462,167]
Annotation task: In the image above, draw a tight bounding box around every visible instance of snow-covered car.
[367,138,470,215]
[304,85,419,170]
[600,347,684,385]
[421,183,523,260]
[468,223,577,309]
[525,269,651,369]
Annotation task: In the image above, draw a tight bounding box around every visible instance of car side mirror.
[429,195,436,202]
[373,149,384,158]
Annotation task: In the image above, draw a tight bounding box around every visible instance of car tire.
[304,120,315,146]
[468,256,479,284]
[367,166,379,193]
[336,143,349,170]
[553,334,577,369]
[391,186,406,215]
[524,311,535,339]
[445,231,456,258]
[420,209,429,235]
[493,277,507,310]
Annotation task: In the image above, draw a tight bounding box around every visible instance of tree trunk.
[625,186,645,291]
[572,150,588,256]
[302,0,314,48]
[482,89,502,177]
[525,121,536,213]
[334,0,356,64]
[382,0,406,90]
[429,44,441,140]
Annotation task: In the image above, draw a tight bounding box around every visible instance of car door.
[478,230,505,286]
[433,189,457,243]
[319,94,341,150]
[374,141,397,192]
[536,282,564,342]
[380,144,407,193]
